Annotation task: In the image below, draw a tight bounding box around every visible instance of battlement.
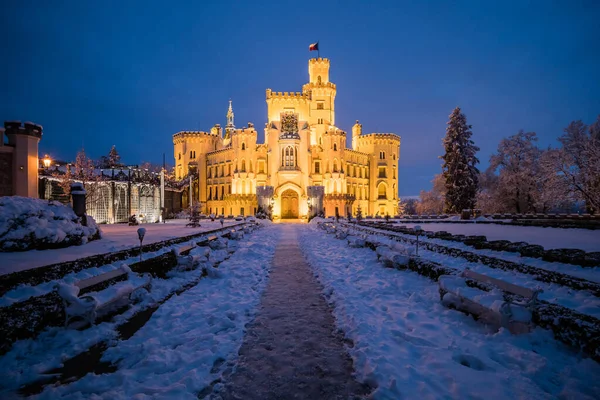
[309,57,330,65]
[302,81,336,90]
[4,120,43,138]
[173,130,219,144]
[266,89,311,101]
[358,132,401,142]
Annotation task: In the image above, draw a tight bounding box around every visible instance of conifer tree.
[440,107,480,213]
[108,145,121,168]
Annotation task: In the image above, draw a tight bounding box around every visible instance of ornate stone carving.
[280,113,300,139]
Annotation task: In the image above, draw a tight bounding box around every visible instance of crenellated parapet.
[357,132,401,144]
[4,121,43,139]
[266,89,311,101]
[173,130,218,144]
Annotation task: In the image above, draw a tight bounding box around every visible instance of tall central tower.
[302,58,337,127]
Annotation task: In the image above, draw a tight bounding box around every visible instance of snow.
[0,219,241,276]
[299,225,600,399]
[0,222,276,398]
[352,227,600,318]
[0,196,100,252]
[396,222,600,252]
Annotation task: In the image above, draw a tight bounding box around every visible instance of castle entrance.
[281,189,299,219]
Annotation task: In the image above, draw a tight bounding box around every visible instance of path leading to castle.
[218,224,370,399]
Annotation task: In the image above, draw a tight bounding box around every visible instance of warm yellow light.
[42,155,51,168]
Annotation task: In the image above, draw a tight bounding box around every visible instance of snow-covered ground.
[394,222,600,252]
[0,222,277,399]
[299,224,600,399]
[0,219,241,276]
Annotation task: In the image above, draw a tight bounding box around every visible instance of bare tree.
[550,118,600,213]
[417,174,445,214]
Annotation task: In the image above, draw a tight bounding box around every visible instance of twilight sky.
[1,0,599,195]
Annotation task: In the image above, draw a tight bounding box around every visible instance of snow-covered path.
[299,224,600,399]
[218,225,369,399]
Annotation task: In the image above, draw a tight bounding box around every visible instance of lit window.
[317,102,324,110]
[284,146,295,167]
[315,161,320,174]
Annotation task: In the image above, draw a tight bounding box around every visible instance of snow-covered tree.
[549,118,600,213]
[440,107,480,213]
[416,174,445,215]
[98,145,123,169]
[488,131,542,213]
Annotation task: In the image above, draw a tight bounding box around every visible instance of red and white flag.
[309,42,319,51]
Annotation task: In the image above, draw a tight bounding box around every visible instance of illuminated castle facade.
[173,58,401,219]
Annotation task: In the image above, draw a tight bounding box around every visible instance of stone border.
[321,222,600,362]
[353,223,600,297]
[362,221,600,268]
[0,223,257,355]
[0,223,245,297]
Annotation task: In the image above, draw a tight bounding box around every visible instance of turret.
[224,100,235,147]
[352,120,362,151]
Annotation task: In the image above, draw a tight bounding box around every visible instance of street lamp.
[42,154,51,169]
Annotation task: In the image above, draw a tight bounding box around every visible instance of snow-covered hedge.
[0,196,101,252]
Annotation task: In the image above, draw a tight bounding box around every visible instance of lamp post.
[414,225,423,256]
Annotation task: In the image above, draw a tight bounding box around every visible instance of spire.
[226,99,235,129]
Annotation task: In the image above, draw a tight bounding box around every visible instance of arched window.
[221,186,225,200]
[378,183,387,199]
[178,153,181,160]
[333,143,337,151]
[284,146,295,167]
[241,159,246,172]
[319,137,322,145]
[317,75,322,84]
[208,187,212,200]
[393,154,396,160]
[333,160,338,172]
[380,151,385,160]
[190,151,193,158]
[241,143,246,150]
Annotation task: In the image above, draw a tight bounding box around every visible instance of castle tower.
[352,120,362,151]
[3,121,43,198]
[303,58,337,130]
[224,100,235,147]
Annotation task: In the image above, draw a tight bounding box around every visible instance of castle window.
[393,166,396,179]
[241,143,246,150]
[178,153,181,160]
[221,186,225,200]
[284,146,295,167]
[258,160,265,173]
[317,75,322,84]
[228,164,231,175]
[284,107,295,114]
[378,167,386,178]
[208,187,212,200]
[333,143,337,151]
[393,154,396,160]
[333,160,338,173]
[190,151,193,158]
[380,151,385,160]
[314,161,320,174]
[228,184,231,194]
[319,137,322,144]
[317,101,324,110]
[378,183,387,199]
[241,160,246,172]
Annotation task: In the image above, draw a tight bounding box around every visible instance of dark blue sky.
[1,1,599,195]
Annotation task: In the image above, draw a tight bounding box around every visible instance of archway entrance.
[281,189,299,219]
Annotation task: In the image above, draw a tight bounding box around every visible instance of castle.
[173,58,401,219]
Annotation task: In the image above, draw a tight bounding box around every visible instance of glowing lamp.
[42,155,51,168]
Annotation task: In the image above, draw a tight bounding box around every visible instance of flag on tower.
[309,42,319,51]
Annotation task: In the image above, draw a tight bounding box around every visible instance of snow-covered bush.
[0,196,101,252]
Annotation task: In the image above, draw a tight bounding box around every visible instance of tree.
[440,107,480,213]
[416,174,445,215]
[488,131,542,213]
[549,118,600,213]
[98,145,123,169]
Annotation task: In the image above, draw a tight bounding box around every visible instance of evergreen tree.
[356,204,363,222]
[108,145,121,168]
[440,107,480,213]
